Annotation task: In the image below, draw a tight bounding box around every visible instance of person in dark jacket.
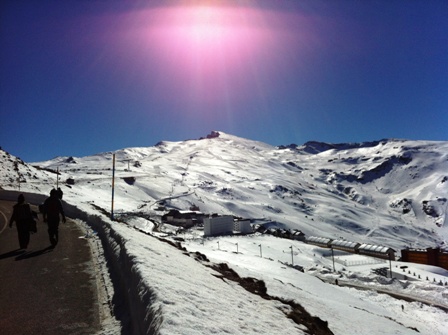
[9,194,33,249]
[43,189,66,247]
[57,187,63,200]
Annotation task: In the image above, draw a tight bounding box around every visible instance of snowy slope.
[5,131,448,250]
[1,132,448,334]
[102,217,448,335]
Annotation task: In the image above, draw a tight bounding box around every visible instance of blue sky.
[1,0,447,162]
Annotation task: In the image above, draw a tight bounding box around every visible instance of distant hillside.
[1,131,447,250]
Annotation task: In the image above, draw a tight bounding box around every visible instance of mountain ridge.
[1,131,447,251]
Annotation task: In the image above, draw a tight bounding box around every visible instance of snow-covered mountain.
[2,131,448,251]
[2,131,448,335]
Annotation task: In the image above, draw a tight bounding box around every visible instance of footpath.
[0,193,102,335]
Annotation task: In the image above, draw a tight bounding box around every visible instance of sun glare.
[189,6,223,44]
[167,5,257,55]
[112,3,306,106]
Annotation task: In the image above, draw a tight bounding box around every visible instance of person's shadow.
[14,246,54,261]
[0,249,26,260]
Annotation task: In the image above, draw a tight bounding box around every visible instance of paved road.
[0,198,101,335]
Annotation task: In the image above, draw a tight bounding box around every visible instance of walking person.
[43,189,66,248]
[9,194,34,249]
[57,187,63,200]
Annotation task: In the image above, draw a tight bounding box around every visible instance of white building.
[204,215,234,237]
[234,220,252,234]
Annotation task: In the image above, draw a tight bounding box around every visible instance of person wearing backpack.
[9,194,34,249]
[43,189,66,248]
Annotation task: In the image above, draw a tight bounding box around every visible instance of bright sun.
[188,6,226,44]
[118,3,301,105]
[180,7,250,55]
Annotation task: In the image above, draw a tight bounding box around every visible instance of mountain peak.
[200,131,221,139]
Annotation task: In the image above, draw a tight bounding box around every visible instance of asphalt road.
[0,198,101,335]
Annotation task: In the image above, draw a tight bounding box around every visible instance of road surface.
[0,197,101,335]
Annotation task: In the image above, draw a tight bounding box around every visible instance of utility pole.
[389,253,393,278]
[290,246,294,266]
[111,154,116,221]
[259,244,262,258]
[331,247,335,272]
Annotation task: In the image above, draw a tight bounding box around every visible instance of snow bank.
[63,202,163,334]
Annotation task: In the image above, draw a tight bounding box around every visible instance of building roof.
[358,243,395,254]
[331,240,360,249]
[307,236,332,244]
[178,210,203,215]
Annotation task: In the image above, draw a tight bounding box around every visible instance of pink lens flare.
[97,3,315,108]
